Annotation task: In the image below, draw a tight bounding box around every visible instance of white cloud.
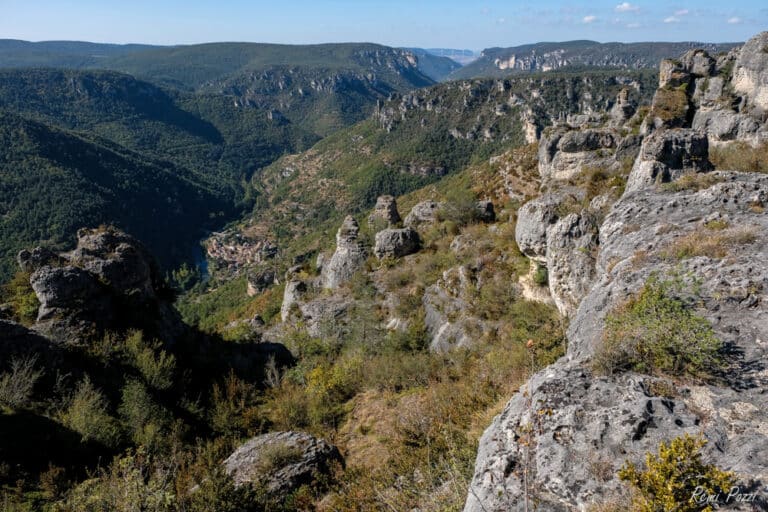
[664,16,680,23]
[615,2,639,12]
[583,15,597,23]
[497,17,506,24]
[627,22,641,28]
[727,16,742,24]
[674,9,689,16]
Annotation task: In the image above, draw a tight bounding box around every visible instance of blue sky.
[1,1,766,50]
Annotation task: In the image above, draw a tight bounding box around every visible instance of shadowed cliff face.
[465,31,768,512]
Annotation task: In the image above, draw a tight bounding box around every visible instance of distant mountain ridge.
[450,40,740,79]
[0,39,451,85]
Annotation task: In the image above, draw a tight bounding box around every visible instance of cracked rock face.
[515,194,598,317]
[538,128,621,182]
[625,129,712,193]
[465,172,768,512]
[224,431,343,500]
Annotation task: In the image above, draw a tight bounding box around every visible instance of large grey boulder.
[321,216,368,290]
[404,200,442,228]
[514,193,566,261]
[17,247,62,274]
[625,129,712,193]
[465,171,768,511]
[69,228,160,301]
[538,128,620,181]
[368,195,401,227]
[20,227,185,343]
[224,431,343,499]
[31,266,109,324]
[373,228,421,259]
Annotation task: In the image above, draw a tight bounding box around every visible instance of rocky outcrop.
[625,129,712,193]
[475,200,496,223]
[373,228,421,259]
[645,32,768,145]
[423,266,477,352]
[545,213,598,317]
[368,195,401,227]
[223,431,343,499]
[321,216,368,290]
[280,278,307,323]
[515,192,598,316]
[404,200,442,228]
[466,35,768,510]
[21,227,184,343]
[538,128,619,181]
[515,193,569,262]
[608,88,636,127]
[732,31,768,112]
[466,173,768,510]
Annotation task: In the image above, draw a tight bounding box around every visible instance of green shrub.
[124,331,176,391]
[209,371,262,437]
[594,274,722,377]
[118,380,170,449]
[0,355,43,410]
[533,263,549,287]
[618,434,735,512]
[1,271,39,325]
[60,377,121,448]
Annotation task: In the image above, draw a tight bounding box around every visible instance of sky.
[1,0,766,51]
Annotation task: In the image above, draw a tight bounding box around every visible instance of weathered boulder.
[223,431,343,499]
[373,228,421,259]
[545,213,598,317]
[608,88,637,127]
[31,266,109,324]
[538,128,620,181]
[404,200,442,228]
[465,171,768,511]
[21,227,185,343]
[321,216,368,290]
[368,195,401,227]
[423,266,476,352]
[625,129,712,193]
[280,279,307,323]
[69,228,160,301]
[514,193,568,261]
[298,295,350,337]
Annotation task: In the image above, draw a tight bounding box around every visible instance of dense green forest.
[0,111,230,279]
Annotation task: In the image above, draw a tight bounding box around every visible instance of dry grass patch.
[661,227,757,260]
[710,141,768,173]
[661,172,725,192]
